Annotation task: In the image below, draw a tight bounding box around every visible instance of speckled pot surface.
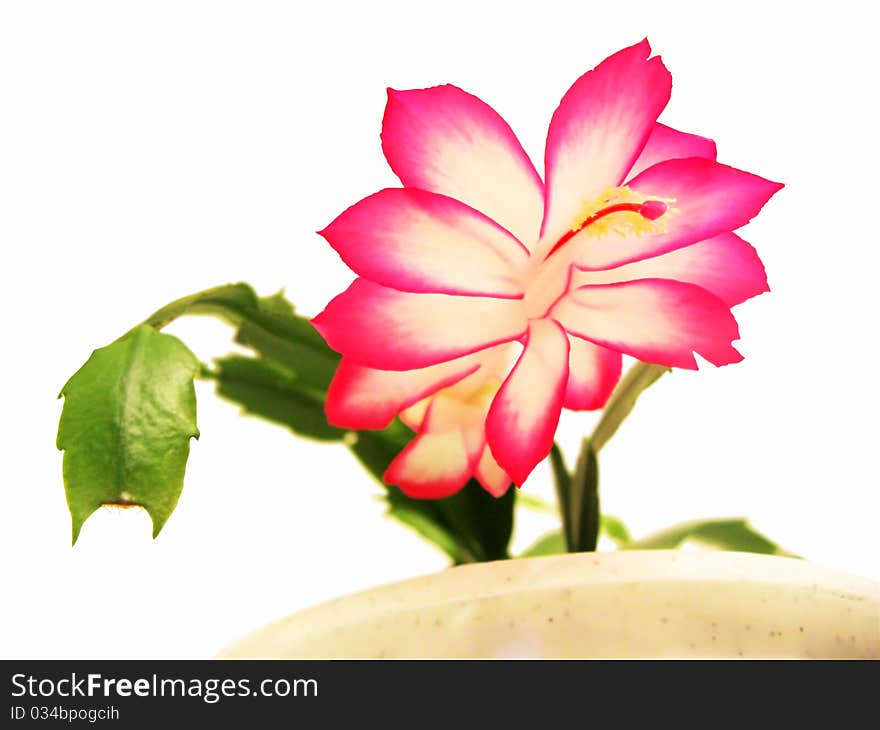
[221,551,880,659]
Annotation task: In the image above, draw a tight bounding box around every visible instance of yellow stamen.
[571,186,677,238]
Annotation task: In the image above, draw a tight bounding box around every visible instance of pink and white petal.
[382,85,544,247]
[443,343,518,401]
[563,336,622,411]
[320,188,529,298]
[551,278,743,369]
[312,278,528,371]
[540,39,672,252]
[422,394,484,435]
[385,396,485,499]
[384,430,474,499]
[400,399,431,432]
[325,356,481,430]
[474,447,512,497]
[486,318,570,485]
[573,232,768,307]
[626,122,717,180]
[573,157,783,270]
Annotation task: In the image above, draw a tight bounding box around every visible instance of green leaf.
[600,514,632,545]
[347,421,515,563]
[119,283,515,562]
[548,442,572,549]
[62,283,518,561]
[591,362,669,453]
[234,293,340,394]
[436,484,515,563]
[623,518,798,557]
[367,433,514,563]
[354,428,514,563]
[347,424,410,483]
[519,530,566,557]
[381,502,467,564]
[519,515,633,558]
[211,354,464,561]
[213,356,345,442]
[142,283,259,330]
[211,357,515,564]
[516,492,557,516]
[385,482,515,564]
[143,283,340,396]
[568,439,600,552]
[57,325,200,542]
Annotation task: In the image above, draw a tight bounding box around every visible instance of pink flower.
[313,39,782,496]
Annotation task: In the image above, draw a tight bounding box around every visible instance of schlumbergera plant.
[58,40,791,563]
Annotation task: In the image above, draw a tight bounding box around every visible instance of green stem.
[549,443,574,551]
[591,362,669,454]
[141,283,259,331]
[197,364,219,380]
[559,362,669,552]
[566,439,600,552]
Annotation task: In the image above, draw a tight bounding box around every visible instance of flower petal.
[325,356,481,430]
[399,399,431,432]
[541,39,672,251]
[486,318,570,485]
[384,430,474,499]
[320,188,529,298]
[551,279,743,369]
[312,278,528,370]
[384,396,484,499]
[421,394,486,438]
[563,336,622,411]
[626,122,717,180]
[573,233,768,307]
[474,447,512,497]
[573,157,783,270]
[382,85,544,247]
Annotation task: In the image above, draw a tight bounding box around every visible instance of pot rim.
[221,550,879,658]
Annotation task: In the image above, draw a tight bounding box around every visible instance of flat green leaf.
[144,283,339,396]
[57,325,200,542]
[591,362,669,453]
[601,514,632,545]
[519,530,566,557]
[548,442,572,549]
[211,360,515,564]
[568,438,600,552]
[381,502,467,564]
[213,356,345,441]
[142,283,259,330]
[383,482,515,564]
[361,424,515,563]
[347,424,410,482]
[383,487,477,564]
[140,283,516,563]
[520,515,632,558]
[65,282,517,560]
[347,419,516,563]
[516,492,557,516]
[436,484,515,562]
[234,293,340,394]
[623,518,798,557]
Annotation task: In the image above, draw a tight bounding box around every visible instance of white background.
[2,0,878,658]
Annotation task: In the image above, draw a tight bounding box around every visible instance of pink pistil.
[545,200,667,259]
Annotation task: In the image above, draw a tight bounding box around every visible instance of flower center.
[545,186,675,260]
[523,187,675,318]
[399,347,515,432]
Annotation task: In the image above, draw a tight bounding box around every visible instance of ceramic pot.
[222,551,880,658]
